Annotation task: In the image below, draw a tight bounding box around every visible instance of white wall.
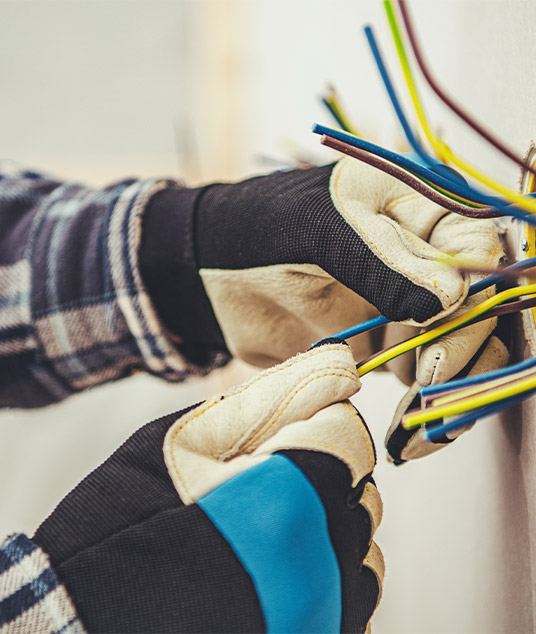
[1,2,535,632]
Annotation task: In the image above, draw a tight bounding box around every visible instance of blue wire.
[364,25,466,186]
[421,356,536,399]
[313,315,389,345]
[362,24,536,225]
[313,122,535,226]
[424,388,536,442]
[321,255,536,344]
[321,97,349,132]
[467,256,536,295]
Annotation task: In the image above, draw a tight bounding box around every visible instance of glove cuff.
[140,184,230,366]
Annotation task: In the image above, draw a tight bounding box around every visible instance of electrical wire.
[321,256,536,344]
[320,135,501,218]
[421,358,536,408]
[321,85,358,135]
[357,284,536,377]
[364,24,460,185]
[365,20,536,222]
[363,21,508,209]
[397,0,536,180]
[357,294,536,377]
[313,124,535,225]
[314,315,390,345]
[383,0,536,214]
[420,355,536,399]
[424,388,536,442]
[430,364,536,409]
[428,370,536,422]
[468,257,536,294]
[403,367,536,428]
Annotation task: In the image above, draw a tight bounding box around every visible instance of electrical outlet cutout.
[519,144,536,354]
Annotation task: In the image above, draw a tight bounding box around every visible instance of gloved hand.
[33,342,384,633]
[384,318,510,464]
[141,156,505,462]
[142,157,499,364]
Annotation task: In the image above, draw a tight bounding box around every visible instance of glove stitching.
[241,370,360,453]
[170,345,352,436]
[56,500,183,568]
[397,226,448,261]
[385,191,422,208]
[332,160,452,305]
[173,370,360,503]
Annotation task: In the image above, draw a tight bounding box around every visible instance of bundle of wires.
[316,1,536,225]
[315,259,536,441]
[314,1,536,441]
[404,357,536,442]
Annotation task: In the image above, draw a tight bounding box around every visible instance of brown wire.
[320,135,501,218]
[397,0,536,180]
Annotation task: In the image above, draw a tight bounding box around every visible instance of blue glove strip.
[198,454,341,633]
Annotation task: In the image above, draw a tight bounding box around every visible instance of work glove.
[31,342,384,633]
[141,156,505,462]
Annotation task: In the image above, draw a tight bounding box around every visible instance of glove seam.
[170,345,353,436]
[53,502,182,569]
[269,437,373,484]
[172,369,360,504]
[359,482,382,534]
[241,369,360,453]
[165,345,358,503]
[384,191,422,208]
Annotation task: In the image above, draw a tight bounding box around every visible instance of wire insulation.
[357,285,536,377]
[397,0,536,180]
[320,135,501,218]
[324,257,536,344]
[321,86,358,135]
[424,389,536,442]
[313,124,535,225]
[383,0,536,214]
[403,369,536,428]
[420,355,536,399]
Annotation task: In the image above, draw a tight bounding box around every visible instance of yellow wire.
[430,365,536,407]
[325,91,359,136]
[403,370,536,429]
[384,0,536,215]
[357,284,536,377]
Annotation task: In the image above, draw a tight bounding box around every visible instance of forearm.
[0,164,229,408]
[0,533,85,633]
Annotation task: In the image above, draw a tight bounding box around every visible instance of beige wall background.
[1,1,535,632]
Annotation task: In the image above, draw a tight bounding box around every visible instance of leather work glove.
[143,156,505,463]
[30,342,384,633]
[141,156,506,465]
[383,318,510,464]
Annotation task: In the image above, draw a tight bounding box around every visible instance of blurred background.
[1,1,536,631]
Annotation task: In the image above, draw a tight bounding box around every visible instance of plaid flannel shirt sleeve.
[0,534,86,634]
[0,163,228,408]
